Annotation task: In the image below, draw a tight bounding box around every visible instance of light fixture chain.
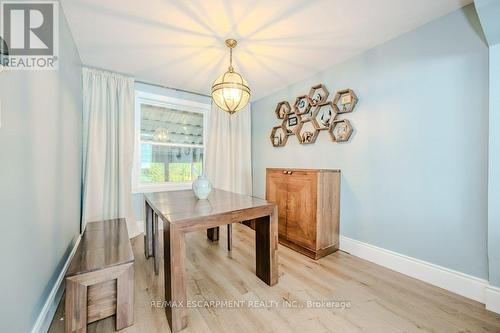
[229,47,233,72]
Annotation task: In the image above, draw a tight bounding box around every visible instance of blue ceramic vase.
[192,175,212,200]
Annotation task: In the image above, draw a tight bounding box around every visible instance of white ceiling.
[61,0,471,101]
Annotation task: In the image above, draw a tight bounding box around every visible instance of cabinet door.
[286,171,317,250]
[266,170,288,238]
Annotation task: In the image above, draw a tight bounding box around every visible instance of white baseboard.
[339,236,490,305]
[486,285,500,314]
[31,235,82,333]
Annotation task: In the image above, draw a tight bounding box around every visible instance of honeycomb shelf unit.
[312,101,336,130]
[275,101,292,119]
[270,125,288,147]
[296,119,319,144]
[333,88,358,114]
[308,83,329,106]
[329,119,353,142]
[270,84,358,147]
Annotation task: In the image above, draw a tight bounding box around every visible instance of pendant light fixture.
[211,39,250,114]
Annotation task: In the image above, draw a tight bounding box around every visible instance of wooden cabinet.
[266,168,340,259]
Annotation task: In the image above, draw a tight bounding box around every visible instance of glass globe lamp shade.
[211,70,250,114]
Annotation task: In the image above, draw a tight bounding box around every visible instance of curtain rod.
[82,65,211,98]
[136,80,211,98]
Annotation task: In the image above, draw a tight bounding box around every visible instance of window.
[133,91,210,192]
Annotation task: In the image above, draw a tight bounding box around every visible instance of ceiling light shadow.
[243,0,321,39]
[71,1,215,39]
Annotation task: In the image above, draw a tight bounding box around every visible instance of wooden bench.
[65,218,134,333]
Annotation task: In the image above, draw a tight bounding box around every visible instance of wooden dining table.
[143,189,279,333]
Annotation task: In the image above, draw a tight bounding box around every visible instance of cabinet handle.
[288,171,293,175]
[283,170,287,174]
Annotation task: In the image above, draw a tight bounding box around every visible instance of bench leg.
[227,224,232,251]
[116,263,134,330]
[65,279,87,333]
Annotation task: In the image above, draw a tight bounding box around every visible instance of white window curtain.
[82,68,139,237]
[205,103,252,195]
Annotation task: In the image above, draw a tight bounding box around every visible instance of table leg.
[153,213,160,275]
[227,224,232,251]
[164,220,188,333]
[144,201,153,259]
[255,206,279,286]
[206,227,219,241]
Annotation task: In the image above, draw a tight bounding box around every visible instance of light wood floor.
[49,223,500,333]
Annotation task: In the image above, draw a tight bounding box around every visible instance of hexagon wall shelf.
[296,119,319,144]
[329,119,353,142]
[283,113,301,136]
[269,84,358,146]
[333,89,358,114]
[275,101,292,119]
[293,95,313,117]
[312,101,336,130]
[308,84,329,106]
[270,125,288,147]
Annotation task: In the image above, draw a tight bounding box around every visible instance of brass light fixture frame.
[211,39,251,114]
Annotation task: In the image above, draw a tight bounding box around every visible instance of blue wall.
[0,4,83,332]
[251,5,489,279]
[475,0,500,289]
[475,0,500,45]
[488,44,500,287]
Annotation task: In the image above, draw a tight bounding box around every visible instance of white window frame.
[132,91,210,193]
